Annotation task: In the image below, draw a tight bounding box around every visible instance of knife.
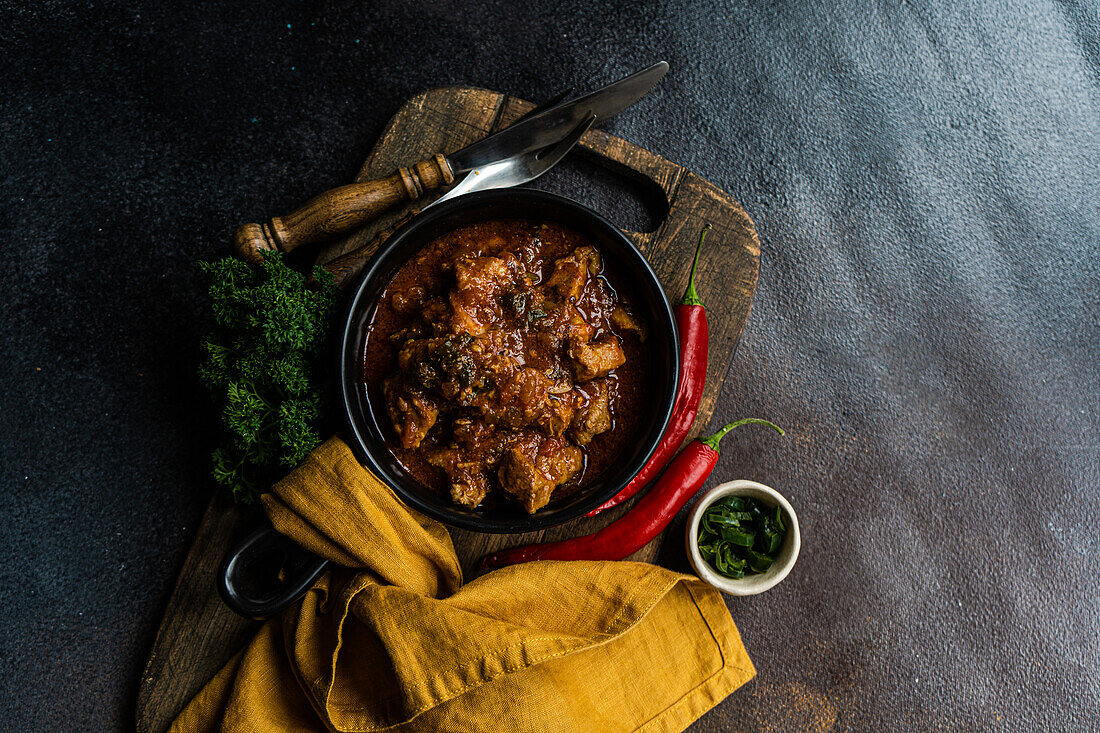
[234,62,669,263]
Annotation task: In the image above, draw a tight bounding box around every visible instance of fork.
[319,111,595,288]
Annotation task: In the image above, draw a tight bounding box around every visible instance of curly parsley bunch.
[198,252,339,503]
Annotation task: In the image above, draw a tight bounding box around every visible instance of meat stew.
[361,219,649,513]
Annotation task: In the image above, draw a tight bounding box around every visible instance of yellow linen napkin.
[170,438,754,733]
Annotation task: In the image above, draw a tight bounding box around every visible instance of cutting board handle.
[233,154,453,264]
[569,128,684,252]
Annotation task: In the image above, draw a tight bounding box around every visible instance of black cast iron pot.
[220,188,679,617]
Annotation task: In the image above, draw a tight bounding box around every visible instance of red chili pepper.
[586,225,712,516]
[478,418,783,570]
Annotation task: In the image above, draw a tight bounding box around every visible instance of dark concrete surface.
[1,1,1097,730]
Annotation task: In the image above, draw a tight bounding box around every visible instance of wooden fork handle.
[233,154,454,263]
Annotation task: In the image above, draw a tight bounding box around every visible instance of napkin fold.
[170,438,754,733]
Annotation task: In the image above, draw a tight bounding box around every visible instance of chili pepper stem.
[680,225,710,306]
[699,418,784,452]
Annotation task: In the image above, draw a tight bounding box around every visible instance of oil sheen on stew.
[361,219,649,513]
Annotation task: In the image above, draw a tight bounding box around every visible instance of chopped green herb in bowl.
[697,495,787,578]
[686,480,801,595]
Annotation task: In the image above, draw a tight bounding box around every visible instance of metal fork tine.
[530,113,596,174]
[425,115,595,210]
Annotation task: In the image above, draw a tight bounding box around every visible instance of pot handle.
[217,525,330,619]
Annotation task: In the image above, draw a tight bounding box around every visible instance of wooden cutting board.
[135,86,761,733]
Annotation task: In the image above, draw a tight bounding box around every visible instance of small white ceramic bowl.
[686,480,800,595]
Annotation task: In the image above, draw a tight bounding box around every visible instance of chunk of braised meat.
[451,415,495,446]
[576,273,618,331]
[451,416,520,467]
[478,367,575,436]
[566,336,626,382]
[610,305,647,341]
[426,445,489,507]
[562,305,596,342]
[507,289,552,328]
[510,233,544,274]
[554,304,596,342]
[449,253,525,336]
[539,394,575,436]
[570,379,613,445]
[530,304,594,365]
[428,417,534,509]
[479,327,527,371]
[383,376,439,450]
[398,334,491,405]
[497,435,584,513]
[546,246,600,302]
[455,253,520,292]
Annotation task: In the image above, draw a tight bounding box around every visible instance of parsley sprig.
[198,252,338,503]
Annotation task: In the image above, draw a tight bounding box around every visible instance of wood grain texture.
[135,499,258,733]
[136,86,760,733]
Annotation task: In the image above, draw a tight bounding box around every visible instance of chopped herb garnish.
[198,251,338,503]
[502,291,527,316]
[697,495,789,579]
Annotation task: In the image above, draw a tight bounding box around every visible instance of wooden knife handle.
[233,154,453,263]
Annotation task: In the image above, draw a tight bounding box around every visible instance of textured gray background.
[1,0,1097,730]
